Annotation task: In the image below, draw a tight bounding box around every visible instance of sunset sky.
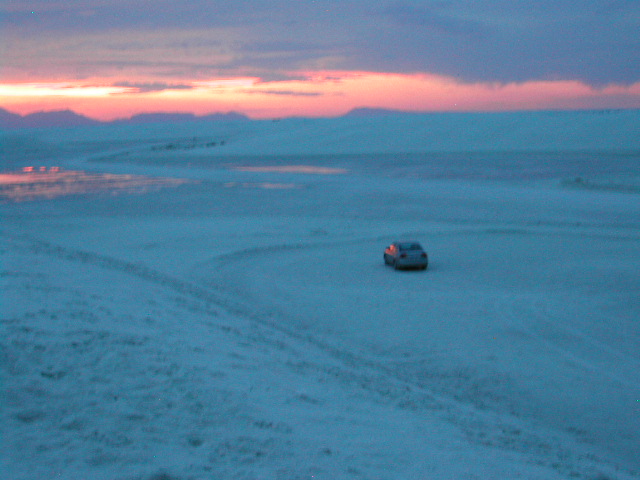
[2,0,639,120]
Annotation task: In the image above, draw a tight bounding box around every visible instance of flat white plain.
[2,111,639,479]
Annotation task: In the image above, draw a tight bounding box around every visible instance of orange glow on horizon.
[2,71,639,121]
[0,82,133,97]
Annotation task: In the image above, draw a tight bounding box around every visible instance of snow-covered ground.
[2,111,640,479]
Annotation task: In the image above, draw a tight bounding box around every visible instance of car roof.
[395,241,423,248]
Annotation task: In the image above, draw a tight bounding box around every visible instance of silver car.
[384,241,428,270]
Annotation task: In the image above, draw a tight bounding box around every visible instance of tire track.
[6,232,634,479]
[8,233,449,415]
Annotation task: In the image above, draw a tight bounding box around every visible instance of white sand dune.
[2,111,640,479]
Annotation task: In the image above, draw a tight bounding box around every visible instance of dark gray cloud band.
[3,0,639,85]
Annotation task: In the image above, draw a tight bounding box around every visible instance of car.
[384,241,428,270]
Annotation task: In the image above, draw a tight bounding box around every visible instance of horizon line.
[3,105,639,124]
[3,71,640,122]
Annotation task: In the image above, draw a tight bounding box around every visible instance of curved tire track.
[6,232,633,479]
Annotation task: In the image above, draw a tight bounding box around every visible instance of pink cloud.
[2,72,639,120]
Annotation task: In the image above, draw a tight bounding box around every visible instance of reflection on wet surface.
[0,168,190,202]
[231,165,347,174]
[223,182,303,189]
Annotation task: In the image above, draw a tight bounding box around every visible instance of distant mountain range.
[4,107,634,130]
[0,106,422,130]
[342,107,416,117]
[0,108,101,129]
[0,108,250,130]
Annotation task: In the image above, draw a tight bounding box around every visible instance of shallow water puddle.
[230,165,347,175]
[0,167,190,202]
[223,181,303,190]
